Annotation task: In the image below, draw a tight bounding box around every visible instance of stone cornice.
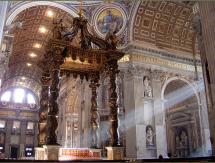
[122,43,201,66]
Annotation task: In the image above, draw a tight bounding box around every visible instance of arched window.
[1,91,11,102]
[14,88,25,103]
[0,87,38,104]
[27,93,36,104]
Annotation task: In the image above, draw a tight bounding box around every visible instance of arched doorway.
[163,79,202,157]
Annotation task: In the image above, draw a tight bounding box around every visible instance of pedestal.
[89,148,102,158]
[106,147,124,160]
[35,147,45,160]
[43,145,61,160]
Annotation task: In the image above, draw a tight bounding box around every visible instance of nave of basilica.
[0,0,214,161]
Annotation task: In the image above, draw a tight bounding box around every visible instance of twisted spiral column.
[38,73,51,146]
[89,72,100,148]
[46,46,64,145]
[107,59,121,146]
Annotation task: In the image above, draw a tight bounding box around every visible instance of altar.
[59,148,101,160]
[35,147,101,160]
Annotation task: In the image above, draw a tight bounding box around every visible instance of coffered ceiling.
[133,1,195,55]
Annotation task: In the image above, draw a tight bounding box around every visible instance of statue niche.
[143,76,152,98]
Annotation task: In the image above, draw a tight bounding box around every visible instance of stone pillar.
[57,85,68,146]
[152,70,168,158]
[35,147,45,160]
[123,69,137,158]
[187,124,193,154]
[84,80,92,147]
[43,145,60,160]
[89,72,100,149]
[106,146,124,160]
[0,1,8,47]
[192,4,212,156]
[198,83,212,155]
[106,59,123,160]
[198,2,215,155]
[5,120,12,158]
[116,72,126,153]
[20,121,27,158]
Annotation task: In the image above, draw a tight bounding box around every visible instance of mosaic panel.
[94,6,126,37]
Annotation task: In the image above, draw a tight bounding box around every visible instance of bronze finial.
[79,0,84,18]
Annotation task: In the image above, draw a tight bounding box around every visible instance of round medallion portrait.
[94,6,126,37]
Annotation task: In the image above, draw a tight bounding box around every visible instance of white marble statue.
[146,125,154,146]
[143,76,152,98]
